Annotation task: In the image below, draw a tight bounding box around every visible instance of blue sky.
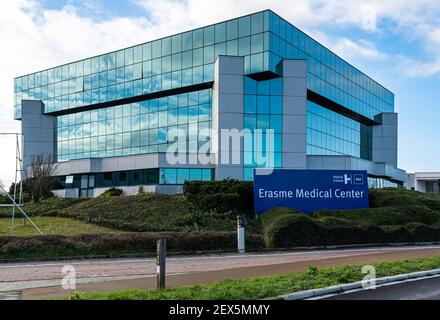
[0,0,439,186]
[40,0,147,20]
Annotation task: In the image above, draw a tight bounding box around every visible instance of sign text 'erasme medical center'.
[253,170,369,214]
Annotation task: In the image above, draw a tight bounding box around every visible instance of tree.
[26,154,58,203]
[0,179,7,204]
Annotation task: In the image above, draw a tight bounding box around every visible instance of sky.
[1,0,440,187]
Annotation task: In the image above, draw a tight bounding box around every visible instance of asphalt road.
[2,245,440,299]
[324,276,440,300]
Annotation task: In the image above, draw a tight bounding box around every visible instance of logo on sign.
[332,174,364,185]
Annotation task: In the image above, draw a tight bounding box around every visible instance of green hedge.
[314,206,440,226]
[262,208,440,248]
[99,187,123,197]
[0,232,264,260]
[183,179,254,214]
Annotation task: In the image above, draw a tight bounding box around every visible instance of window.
[119,172,127,183]
[251,12,264,34]
[239,37,250,56]
[182,51,192,69]
[239,16,251,37]
[162,37,172,56]
[134,63,142,80]
[134,45,143,63]
[125,48,134,65]
[227,20,238,40]
[193,29,203,48]
[172,35,182,54]
[152,40,162,59]
[204,26,214,46]
[193,48,203,67]
[182,32,193,51]
[215,23,226,43]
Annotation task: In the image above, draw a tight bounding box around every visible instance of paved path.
[324,275,440,300]
[1,245,440,299]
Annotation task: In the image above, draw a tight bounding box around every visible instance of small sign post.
[237,215,246,254]
[156,239,166,290]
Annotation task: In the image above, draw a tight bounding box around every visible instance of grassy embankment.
[3,188,440,237]
[70,256,440,300]
[0,217,117,237]
[0,193,261,260]
[1,188,440,260]
[0,193,237,235]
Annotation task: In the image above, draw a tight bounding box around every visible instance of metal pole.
[156,239,166,290]
[11,134,19,235]
[0,185,43,235]
[0,133,43,235]
[18,134,24,206]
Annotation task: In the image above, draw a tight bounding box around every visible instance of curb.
[276,268,440,300]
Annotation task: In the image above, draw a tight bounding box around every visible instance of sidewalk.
[20,245,440,300]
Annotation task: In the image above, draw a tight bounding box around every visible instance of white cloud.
[131,0,440,78]
[332,38,388,62]
[0,0,163,186]
[1,0,440,186]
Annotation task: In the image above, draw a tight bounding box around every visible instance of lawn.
[0,216,118,237]
[0,193,237,233]
[70,256,440,300]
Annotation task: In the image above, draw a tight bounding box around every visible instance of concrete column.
[21,100,56,174]
[280,59,307,169]
[372,112,398,167]
[212,56,245,180]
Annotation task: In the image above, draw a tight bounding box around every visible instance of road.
[2,245,440,299]
[323,275,440,300]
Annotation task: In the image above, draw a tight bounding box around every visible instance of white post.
[237,215,245,254]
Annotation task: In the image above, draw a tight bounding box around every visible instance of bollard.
[237,215,246,254]
[156,239,166,290]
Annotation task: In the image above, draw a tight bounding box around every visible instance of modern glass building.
[14,10,406,197]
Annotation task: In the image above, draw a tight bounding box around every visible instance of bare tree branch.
[26,154,58,203]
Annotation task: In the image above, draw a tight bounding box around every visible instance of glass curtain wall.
[56,89,212,162]
[243,77,283,180]
[14,11,271,119]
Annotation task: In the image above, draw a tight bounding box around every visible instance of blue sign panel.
[253,169,369,214]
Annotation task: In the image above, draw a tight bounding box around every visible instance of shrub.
[99,188,123,197]
[261,208,440,248]
[0,194,9,205]
[138,186,145,194]
[314,206,440,226]
[183,180,254,214]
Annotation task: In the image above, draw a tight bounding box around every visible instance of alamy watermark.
[165,128,276,171]
[61,265,76,290]
[361,265,376,290]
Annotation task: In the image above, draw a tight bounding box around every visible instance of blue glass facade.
[14,10,396,187]
[56,89,212,162]
[14,11,271,119]
[306,101,372,160]
[243,77,284,180]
